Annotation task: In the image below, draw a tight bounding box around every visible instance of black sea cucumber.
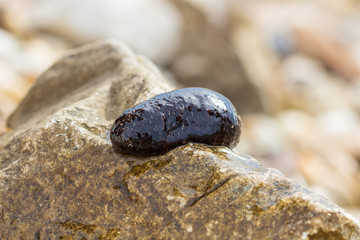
[110,88,241,156]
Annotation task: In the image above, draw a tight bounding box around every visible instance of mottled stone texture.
[0,40,359,239]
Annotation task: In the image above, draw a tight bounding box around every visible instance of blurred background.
[1,0,360,219]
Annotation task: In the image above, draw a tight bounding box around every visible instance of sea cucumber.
[110,88,241,156]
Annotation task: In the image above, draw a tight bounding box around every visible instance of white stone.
[23,0,182,64]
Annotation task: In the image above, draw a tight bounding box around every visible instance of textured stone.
[1,40,360,239]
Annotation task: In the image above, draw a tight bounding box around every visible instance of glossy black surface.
[110,88,241,156]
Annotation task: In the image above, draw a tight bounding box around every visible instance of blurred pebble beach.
[2,0,360,220]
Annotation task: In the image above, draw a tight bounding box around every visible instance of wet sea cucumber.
[110,87,241,156]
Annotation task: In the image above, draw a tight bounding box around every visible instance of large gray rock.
[0,40,359,239]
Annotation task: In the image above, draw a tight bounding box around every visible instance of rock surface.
[0,40,360,239]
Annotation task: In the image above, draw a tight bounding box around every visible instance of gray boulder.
[0,40,359,239]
